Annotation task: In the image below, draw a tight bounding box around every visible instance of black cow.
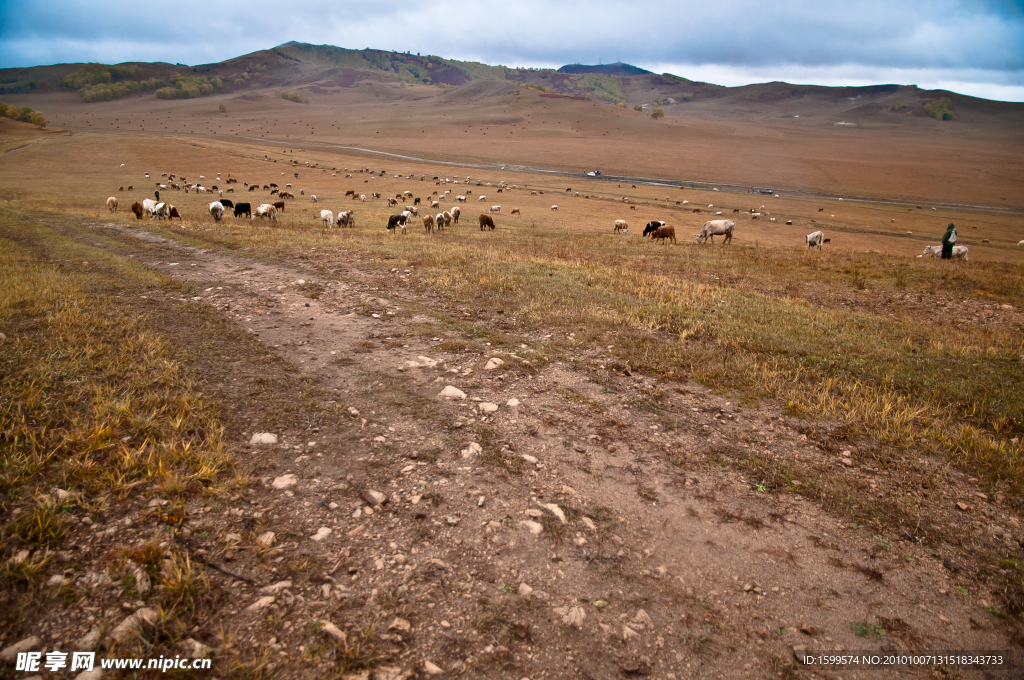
[219,199,234,209]
[386,214,407,234]
[270,183,278,188]
[234,202,252,218]
[413,197,421,205]
[643,220,667,237]
[248,185,257,191]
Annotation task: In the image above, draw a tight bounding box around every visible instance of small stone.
[506,398,520,407]
[521,454,538,465]
[518,583,534,597]
[178,637,214,657]
[799,625,818,636]
[939,614,951,624]
[256,531,276,547]
[461,442,482,457]
[109,607,158,643]
[260,581,292,594]
[249,432,278,446]
[562,606,586,628]
[246,596,275,612]
[793,646,809,663]
[580,517,597,531]
[310,527,332,541]
[389,617,412,633]
[520,520,543,535]
[574,537,588,546]
[524,508,542,518]
[48,574,70,587]
[622,624,640,641]
[78,627,102,651]
[540,503,566,524]
[438,385,467,399]
[633,609,654,629]
[956,502,970,511]
[271,474,297,490]
[423,660,444,675]
[133,566,151,597]
[446,516,461,526]
[1,635,42,662]
[75,670,104,680]
[841,458,854,467]
[484,357,505,370]
[479,402,498,413]
[361,489,387,507]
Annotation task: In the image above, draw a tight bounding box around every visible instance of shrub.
[923,97,952,121]
[280,91,305,103]
[617,102,626,108]
[29,111,46,128]
[681,93,693,101]
[585,93,593,101]
[218,103,226,113]
[0,102,45,127]
[634,104,643,111]
[651,108,665,119]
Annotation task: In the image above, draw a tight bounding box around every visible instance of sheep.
[751,212,761,220]
[387,214,408,235]
[489,205,501,214]
[127,185,133,191]
[405,206,419,215]
[450,206,460,225]
[360,194,366,202]
[321,210,335,228]
[648,225,676,244]
[922,245,969,260]
[120,163,125,168]
[131,202,144,220]
[551,205,558,211]
[441,211,452,229]
[435,213,446,231]
[337,210,355,228]
[614,219,628,234]
[106,197,118,213]
[311,195,318,203]
[478,195,487,201]
[715,211,723,216]
[732,208,740,213]
[152,202,170,220]
[1018,240,1024,247]
[806,231,825,249]
[431,200,440,209]
[696,220,735,244]
[413,197,421,205]
[423,215,436,233]
[456,195,467,202]
[479,214,496,231]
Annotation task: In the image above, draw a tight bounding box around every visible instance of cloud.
[1,0,1022,100]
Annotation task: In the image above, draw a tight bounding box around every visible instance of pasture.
[2,113,1024,677]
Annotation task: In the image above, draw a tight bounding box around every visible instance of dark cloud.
[1,1,1021,100]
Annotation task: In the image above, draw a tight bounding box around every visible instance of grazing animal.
[732,208,740,213]
[118,185,124,192]
[272,201,284,211]
[371,192,380,199]
[233,202,252,218]
[648,225,676,244]
[142,198,158,217]
[818,208,824,212]
[423,215,436,233]
[614,219,628,234]
[692,208,700,213]
[168,206,181,220]
[751,212,761,220]
[479,214,496,231]
[696,220,735,245]
[1018,240,1024,247]
[387,214,408,235]
[321,210,335,228]
[551,205,558,211]
[254,204,278,222]
[220,199,234,209]
[405,206,419,216]
[643,221,666,236]
[153,202,170,219]
[337,210,355,228]
[127,185,133,191]
[431,200,440,209]
[311,195,317,203]
[209,202,225,221]
[360,194,366,202]
[478,195,487,201]
[456,195,467,202]
[387,197,398,207]
[106,197,118,213]
[489,205,501,213]
[806,231,825,249]
[786,220,792,225]
[131,202,144,219]
[435,213,446,231]
[923,245,968,260]
[414,197,421,205]
[510,208,520,215]
[249,185,257,192]
[450,206,460,224]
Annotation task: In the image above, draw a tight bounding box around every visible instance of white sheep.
[806,231,825,249]
[320,209,334,228]
[489,205,501,213]
[922,245,968,260]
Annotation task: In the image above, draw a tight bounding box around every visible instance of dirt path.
[40,220,1024,677]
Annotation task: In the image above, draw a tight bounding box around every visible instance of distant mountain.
[557,63,652,76]
[1,41,1020,126]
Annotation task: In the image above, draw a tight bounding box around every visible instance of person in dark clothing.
[155,190,160,201]
[941,223,957,259]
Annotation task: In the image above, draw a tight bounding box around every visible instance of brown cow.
[131,202,144,219]
[273,201,285,211]
[479,214,495,231]
[649,225,676,244]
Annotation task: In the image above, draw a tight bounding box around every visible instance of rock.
[520,520,543,535]
[347,406,360,417]
[374,667,413,680]
[518,583,534,597]
[12,549,30,565]
[423,660,444,675]
[260,581,292,594]
[622,624,640,641]
[1,635,41,662]
[562,606,586,628]
[246,596,275,612]
[633,609,654,629]
[574,537,587,546]
[484,357,505,370]
[446,516,460,526]
[178,637,213,657]
[133,566,151,597]
[841,458,854,467]
[793,646,809,663]
[540,503,566,524]
[48,574,70,587]
[438,385,466,399]
[956,502,970,511]
[318,620,346,643]
[479,402,498,413]
[75,670,104,680]
[78,626,102,651]
[389,617,412,633]
[249,433,278,446]
[531,590,550,601]
[460,442,482,458]
[506,398,520,407]
[361,489,387,507]
[943,558,961,573]
[524,509,543,518]
[799,625,818,636]
[256,531,276,547]
[580,517,597,531]
[271,474,297,490]
[310,527,332,541]
[521,454,538,465]
[109,608,158,643]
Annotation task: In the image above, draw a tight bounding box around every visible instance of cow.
[387,214,408,234]
[479,214,495,231]
[806,231,825,250]
[233,202,252,218]
[423,215,436,233]
[255,204,278,222]
[648,225,676,244]
[219,199,234,209]
[321,210,335,228]
[337,210,355,228]
[643,221,666,236]
[614,220,628,234]
[131,202,144,219]
[273,201,285,211]
[696,220,735,244]
[106,197,118,213]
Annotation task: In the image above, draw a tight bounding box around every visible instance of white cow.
[806,231,825,249]
[435,213,445,231]
[478,195,487,201]
[337,210,355,228]
[321,209,334,228]
[209,201,225,222]
[456,195,467,202]
[696,220,735,244]
[922,245,969,260]
[142,198,158,217]
[255,204,277,222]
[550,205,558,211]
[489,205,501,214]
[450,206,460,224]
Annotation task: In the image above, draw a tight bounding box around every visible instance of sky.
[2,0,1023,102]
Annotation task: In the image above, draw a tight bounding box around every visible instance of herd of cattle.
[105,171,985,258]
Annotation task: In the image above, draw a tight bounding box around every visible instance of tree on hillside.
[651,108,665,119]
[30,111,46,128]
